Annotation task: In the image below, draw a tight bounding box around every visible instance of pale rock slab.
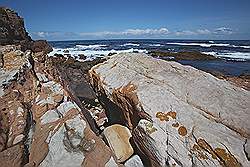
[90,53,250,167]
[103,124,134,162]
[125,155,144,167]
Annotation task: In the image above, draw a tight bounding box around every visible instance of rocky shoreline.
[0,7,250,167]
[149,50,250,90]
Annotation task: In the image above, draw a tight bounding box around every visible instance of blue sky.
[1,0,250,40]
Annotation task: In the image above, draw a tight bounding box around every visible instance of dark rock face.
[29,40,53,53]
[0,7,32,45]
[79,54,87,60]
[48,56,106,102]
[149,50,217,61]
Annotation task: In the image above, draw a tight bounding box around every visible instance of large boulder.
[90,53,250,167]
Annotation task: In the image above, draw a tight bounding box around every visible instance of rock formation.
[90,53,250,167]
[0,7,32,45]
[0,7,117,167]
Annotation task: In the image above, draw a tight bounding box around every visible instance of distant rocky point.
[149,50,217,61]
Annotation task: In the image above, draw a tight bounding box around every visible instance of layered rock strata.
[0,7,121,167]
[0,45,119,167]
[90,53,250,167]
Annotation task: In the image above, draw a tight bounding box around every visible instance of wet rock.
[150,50,217,61]
[103,124,134,162]
[79,54,86,60]
[63,50,69,53]
[90,53,250,167]
[107,52,117,57]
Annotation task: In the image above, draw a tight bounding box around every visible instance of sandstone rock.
[90,53,250,167]
[103,124,134,162]
[0,144,24,167]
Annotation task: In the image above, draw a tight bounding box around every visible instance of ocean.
[48,39,250,76]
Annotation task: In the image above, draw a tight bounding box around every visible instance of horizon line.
[46,38,250,42]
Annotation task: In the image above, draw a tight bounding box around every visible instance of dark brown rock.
[149,50,217,61]
[79,54,86,60]
[30,40,52,54]
[0,7,32,45]
[0,144,24,167]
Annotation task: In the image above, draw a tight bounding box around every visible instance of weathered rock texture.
[90,53,250,167]
[103,124,134,162]
[0,7,118,167]
[0,46,117,167]
[0,7,32,45]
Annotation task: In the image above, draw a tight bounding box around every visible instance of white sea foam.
[121,43,140,47]
[167,42,250,49]
[203,51,250,60]
[167,42,230,47]
[48,47,147,61]
[231,45,250,49]
[148,44,163,47]
[75,44,106,49]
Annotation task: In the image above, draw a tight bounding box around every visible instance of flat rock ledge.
[90,53,250,167]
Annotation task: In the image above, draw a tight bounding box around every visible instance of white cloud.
[174,27,233,36]
[31,31,61,38]
[79,27,170,37]
[34,31,49,38]
[175,30,198,36]
[197,29,211,35]
[31,27,234,40]
[214,27,233,34]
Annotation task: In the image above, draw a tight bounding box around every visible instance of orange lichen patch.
[119,82,137,94]
[166,111,176,119]
[172,122,179,128]
[144,121,157,134]
[197,138,217,159]
[196,138,241,167]
[156,112,169,121]
[191,144,208,160]
[156,111,177,122]
[214,148,240,167]
[178,126,187,136]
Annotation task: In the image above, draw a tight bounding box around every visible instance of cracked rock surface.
[90,53,250,167]
[0,46,116,167]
